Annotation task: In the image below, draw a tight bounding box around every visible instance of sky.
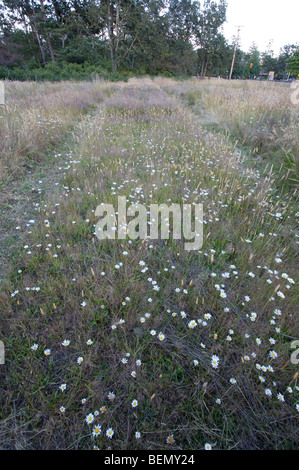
[222,0,299,56]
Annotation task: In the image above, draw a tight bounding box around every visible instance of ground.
[0,78,298,450]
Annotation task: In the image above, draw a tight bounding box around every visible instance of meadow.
[0,77,298,450]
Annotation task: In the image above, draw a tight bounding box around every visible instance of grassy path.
[0,81,116,279]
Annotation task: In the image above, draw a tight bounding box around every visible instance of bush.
[0,62,128,82]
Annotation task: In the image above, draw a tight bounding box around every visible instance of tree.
[287,47,299,77]
[194,0,227,77]
[260,43,299,80]
[95,0,148,72]
[245,43,261,79]
[1,0,295,80]
[1,0,55,65]
[167,0,199,42]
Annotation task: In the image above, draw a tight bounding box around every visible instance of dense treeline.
[0,0,298,80]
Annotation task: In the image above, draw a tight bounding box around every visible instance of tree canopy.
[0,0,298,80]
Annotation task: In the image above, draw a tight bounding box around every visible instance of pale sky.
[222,0,299,56]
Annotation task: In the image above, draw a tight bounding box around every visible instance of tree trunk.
[40,0,56,62]
[107,1,117,72]
[31,22,46,66]
[203,59,208,77]
[47,35,56,62]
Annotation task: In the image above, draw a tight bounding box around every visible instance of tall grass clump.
[0,80,115,180]
[160,78,299,189]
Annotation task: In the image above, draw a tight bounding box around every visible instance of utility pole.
[229,26,242,80]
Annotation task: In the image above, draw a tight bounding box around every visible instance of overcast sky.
[222,0,299,56]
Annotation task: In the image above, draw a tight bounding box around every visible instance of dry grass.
[0,78,298,450]
[160,78,299,189]
[0,80,114,180]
